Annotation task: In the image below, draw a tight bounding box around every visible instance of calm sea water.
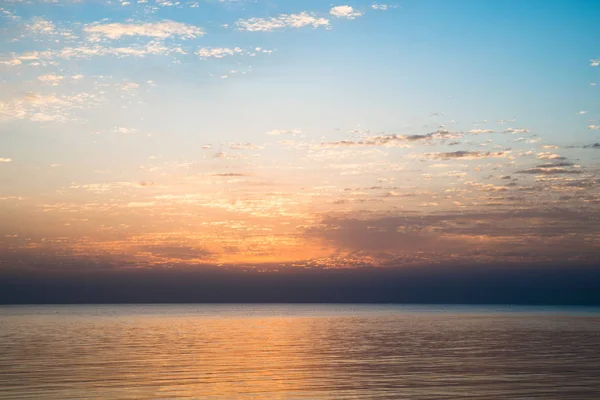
[1,305,599,399]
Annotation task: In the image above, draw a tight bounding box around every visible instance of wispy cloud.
[37,73,64,85]
[266,129,301,135]
[236,12,330,32]
[371,4,395,11]
[83,20,204,40]
[26,17,56,35]
[321,130,460,148]
[6,42,186,63]
[197,47,243,58]
[517,167,582,175]
[424,151,508,160]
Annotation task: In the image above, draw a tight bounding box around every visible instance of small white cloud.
[236,12,330,32]
[0,59,23,66]
[589,125,600,130]
[503,128,529,134]
[591,59,599,67]
[84,20,204,40]
[119,82,140,91]
[468,129,494,134]
[37,73,64,85]
[330,5,362,19]
[371,4,396,10]
[27,18,56,35]
[197,47,243,59]
[113,127,138,134]
[537,152,565,160]
[0,158,12,163]
[266,129,301,135]
[579,111,587,115]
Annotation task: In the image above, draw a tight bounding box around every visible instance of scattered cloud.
[503,128,529,134]
[517,167,582,175]
[537,152,566,160]
[7,42,187,63]
[423,151,508,160]
[236,12,330,32]
[330,5,362,19]
[26,18,56,35]
[0,158,12,163]
[321,130,460,148]
[468,129,495,134]
[83,20,204,40]
[371,4,396,10]
[266,129,301,135]
[229,142,261,150]
[37,74,64,85]
[197,47,243,58]
[212,173,252,177]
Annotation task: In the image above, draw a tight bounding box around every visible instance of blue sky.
[0,0,599,269]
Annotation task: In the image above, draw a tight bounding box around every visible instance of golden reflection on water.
[1,305,600,399]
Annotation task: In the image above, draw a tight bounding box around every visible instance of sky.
[1,0,600,283]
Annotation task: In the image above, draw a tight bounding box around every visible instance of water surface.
[1,304,599,399]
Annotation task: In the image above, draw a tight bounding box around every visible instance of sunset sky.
[1,0,600,274]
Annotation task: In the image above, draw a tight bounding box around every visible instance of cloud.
[321,130,460,148]
[37,74,64,85]
[589,125,600,130]
[112,127,138,134]
[212,173,252,177]
[583,143,600,149]
[26,18,56,35]
[266,129,301,135]
[517,167,582,175]
[0,59,22,67]
[468,129,495,134]
[7,42,187,64]
[371,4,395,10]
[236,12,330,32]
[537,152,566,160]
[424,151,508,160]
[229,142,261,150]
[330,5,362,19]
[503,128,529,133]
[138,245,215,261]
[83,20,204,40]
[591,59,599,67]
[197,47,243,58]
[0,91,104,123]
[0,158,12,163]
[536,162,574,168]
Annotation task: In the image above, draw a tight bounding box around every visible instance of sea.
[1,304,599,399]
